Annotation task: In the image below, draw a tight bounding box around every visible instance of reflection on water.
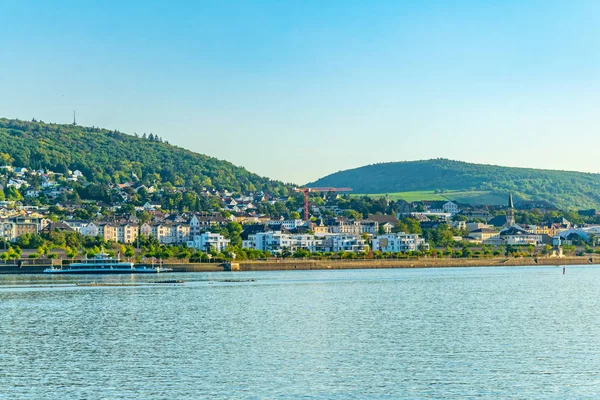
[1,266,598,399]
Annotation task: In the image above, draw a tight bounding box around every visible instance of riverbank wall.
[1,256,598,274]
[231,256,600,271]
[166,256,600,272]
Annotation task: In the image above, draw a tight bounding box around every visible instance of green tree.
[65,247,78,260]
[124,247,135,258]
[0,152,13,165]
[4,186,23,201]
[221,222,243,248]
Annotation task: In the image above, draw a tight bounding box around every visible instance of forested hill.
[0,118,291,195]
[308,159,600,209]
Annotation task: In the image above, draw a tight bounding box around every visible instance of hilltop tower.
[505,193,515,227]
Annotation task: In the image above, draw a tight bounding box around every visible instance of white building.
[320,234,368,253]
[359,220,379,234]
[328,220,362,235]
[187,232,230,253]
[371,233,429,253]
[24,188,41,198]
[62,220,89,233]
[267,219,305,230]
[242,231,320,254]
[443,201,460,215]
[483,226,542,246]
[189,214,228,237]
[81,222,100,237]
[7,179,27,189]
[143,202,161,211]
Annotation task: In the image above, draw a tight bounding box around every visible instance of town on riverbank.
[2,163,600,270]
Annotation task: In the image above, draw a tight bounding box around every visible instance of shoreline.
[1,256,597,274]
[224,256,599,271]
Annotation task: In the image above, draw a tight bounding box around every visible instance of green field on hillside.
[443,191,509,205]
[310,158,600,209]
[352,190,509,205]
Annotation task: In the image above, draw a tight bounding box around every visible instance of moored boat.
[43,253,172,274]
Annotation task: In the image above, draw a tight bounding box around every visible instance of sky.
[1,0,599,185]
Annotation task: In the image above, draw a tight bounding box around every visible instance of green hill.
[308,159,600,209]
[0,118,291,195]
[353,190,509,205]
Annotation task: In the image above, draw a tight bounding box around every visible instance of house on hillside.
[41,222,75,234]
[367,214,399,232]
[516,200,557,211]
[499,226,542,246]
[468,228,499,242]
[24,188,41,198]
[459,209,492,221]
[14,167,28,177]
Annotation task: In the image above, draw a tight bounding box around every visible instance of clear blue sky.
[1,0,599,184]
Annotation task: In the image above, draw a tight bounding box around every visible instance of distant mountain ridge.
[308,159,600,209]
[0,118,291,195]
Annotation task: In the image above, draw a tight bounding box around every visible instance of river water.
[1,266,599,399]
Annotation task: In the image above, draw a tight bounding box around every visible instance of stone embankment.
[231,256,599,271]
[171,256,600,272]
[1,257,598,274]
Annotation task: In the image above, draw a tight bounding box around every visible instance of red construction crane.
[293,187,352,221]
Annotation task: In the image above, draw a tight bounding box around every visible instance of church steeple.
[506,193,515,227]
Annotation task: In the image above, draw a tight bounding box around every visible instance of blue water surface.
[1,266,598,399]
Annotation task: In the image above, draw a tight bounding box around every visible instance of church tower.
[505,193,515,227]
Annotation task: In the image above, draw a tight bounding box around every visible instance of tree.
[176,250,191,260]
[138,211,152,224]
[0,152,13,166]
[221,222,243,248]
[124,247,135,258]
[4,186,23,201]
[293,248,311,258]
[342,210,362,220]
[281,247,292,258]
[65,247,78,260]
[393,217,423,235]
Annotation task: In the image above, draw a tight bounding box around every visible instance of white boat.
[43,253,172,274]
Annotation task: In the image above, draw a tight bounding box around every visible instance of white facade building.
[267,219,305,230]
[242,231,319,254]
[62,220,88,233]
[320,234,368,253]
[443,202,460,215]
[81,222,100,237]
[187,232,230,253]
[371,233,429,253]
